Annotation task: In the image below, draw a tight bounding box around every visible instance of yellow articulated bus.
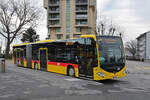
[12,35,126,80]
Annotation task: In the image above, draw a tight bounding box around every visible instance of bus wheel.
[68,67,75,77]
[34,63,38,70]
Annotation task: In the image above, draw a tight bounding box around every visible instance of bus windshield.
[97,36,125,73]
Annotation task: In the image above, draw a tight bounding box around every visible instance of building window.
[57,34,62,40]
[76,28,81,32]
[50,20,59,25]
[56,28,61,32]
[76,20,88,25]
[66,28,70,33]
[66,34,70,39]
[56,21,59,25]
[48,28,50,34]
[88,28,92,34]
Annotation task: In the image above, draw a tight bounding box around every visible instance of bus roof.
[13,40,54,47]
[80,34,97,40]
[34,40,54,44]
[13,35,121,47]
[80,35,121,40]
[13,43,30,47]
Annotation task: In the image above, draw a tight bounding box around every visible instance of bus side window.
[48,45,56,62]
[77,38,85,45]
[32,46,38,60]
[85,38,92,45]
[55,46,65,62]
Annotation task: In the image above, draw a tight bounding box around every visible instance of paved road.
[0,60,150,100]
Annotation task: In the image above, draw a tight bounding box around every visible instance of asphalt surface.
[0,60,150,100]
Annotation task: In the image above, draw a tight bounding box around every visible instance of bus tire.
[68,66,75,77]
[34,63,38,70]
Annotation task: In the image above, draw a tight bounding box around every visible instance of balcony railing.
[76,0,88,5]
[49,10,60,13]
[49,3,60,6]
[75,24,88,27]
[48,17,60,20]
[76,20,88,26]
[76,10,87,13]
[76,3,88,6]
[76,15,88,19]
[48,24,60,28]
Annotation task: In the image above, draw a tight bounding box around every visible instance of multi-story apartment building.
[44,0,97,40]
[137,31,150,62]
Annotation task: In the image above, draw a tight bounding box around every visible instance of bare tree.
[126,40,137,59]
[21,27,39,43]
[0,0,40,58]
[96,16,124,37]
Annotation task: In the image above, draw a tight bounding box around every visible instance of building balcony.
[76,3,88,6]
[76,15,88,19]
[48,18,60,21]
[76,17,88,20]
[48,20,60,27]
[48,24,60,28]
[49,10,60,14]
[49,3,60,7]
[75,10,87,13]
[75,24,88,27]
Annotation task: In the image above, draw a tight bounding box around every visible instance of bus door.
[79,38,97,77]
[14,49,17,64]
[20,50,24,66]
[39,48,47,71]
[17,49,20,65]
[85,38,98,77]
[78,38,90,76]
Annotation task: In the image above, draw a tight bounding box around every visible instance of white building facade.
[137,31,150,62]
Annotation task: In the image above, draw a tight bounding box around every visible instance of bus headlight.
[97,72,105,77]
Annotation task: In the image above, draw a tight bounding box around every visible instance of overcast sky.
[32,0,150,42]
[98,0,150,41]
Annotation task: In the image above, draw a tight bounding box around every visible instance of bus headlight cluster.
[97,72,105,77]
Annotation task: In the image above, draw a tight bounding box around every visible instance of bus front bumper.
[94,68,127,81]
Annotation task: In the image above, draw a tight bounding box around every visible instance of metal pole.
[3,60,5,72]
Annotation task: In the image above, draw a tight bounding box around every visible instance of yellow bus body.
[12,35,126,81]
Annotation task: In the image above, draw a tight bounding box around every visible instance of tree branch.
[0,31,8,39]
